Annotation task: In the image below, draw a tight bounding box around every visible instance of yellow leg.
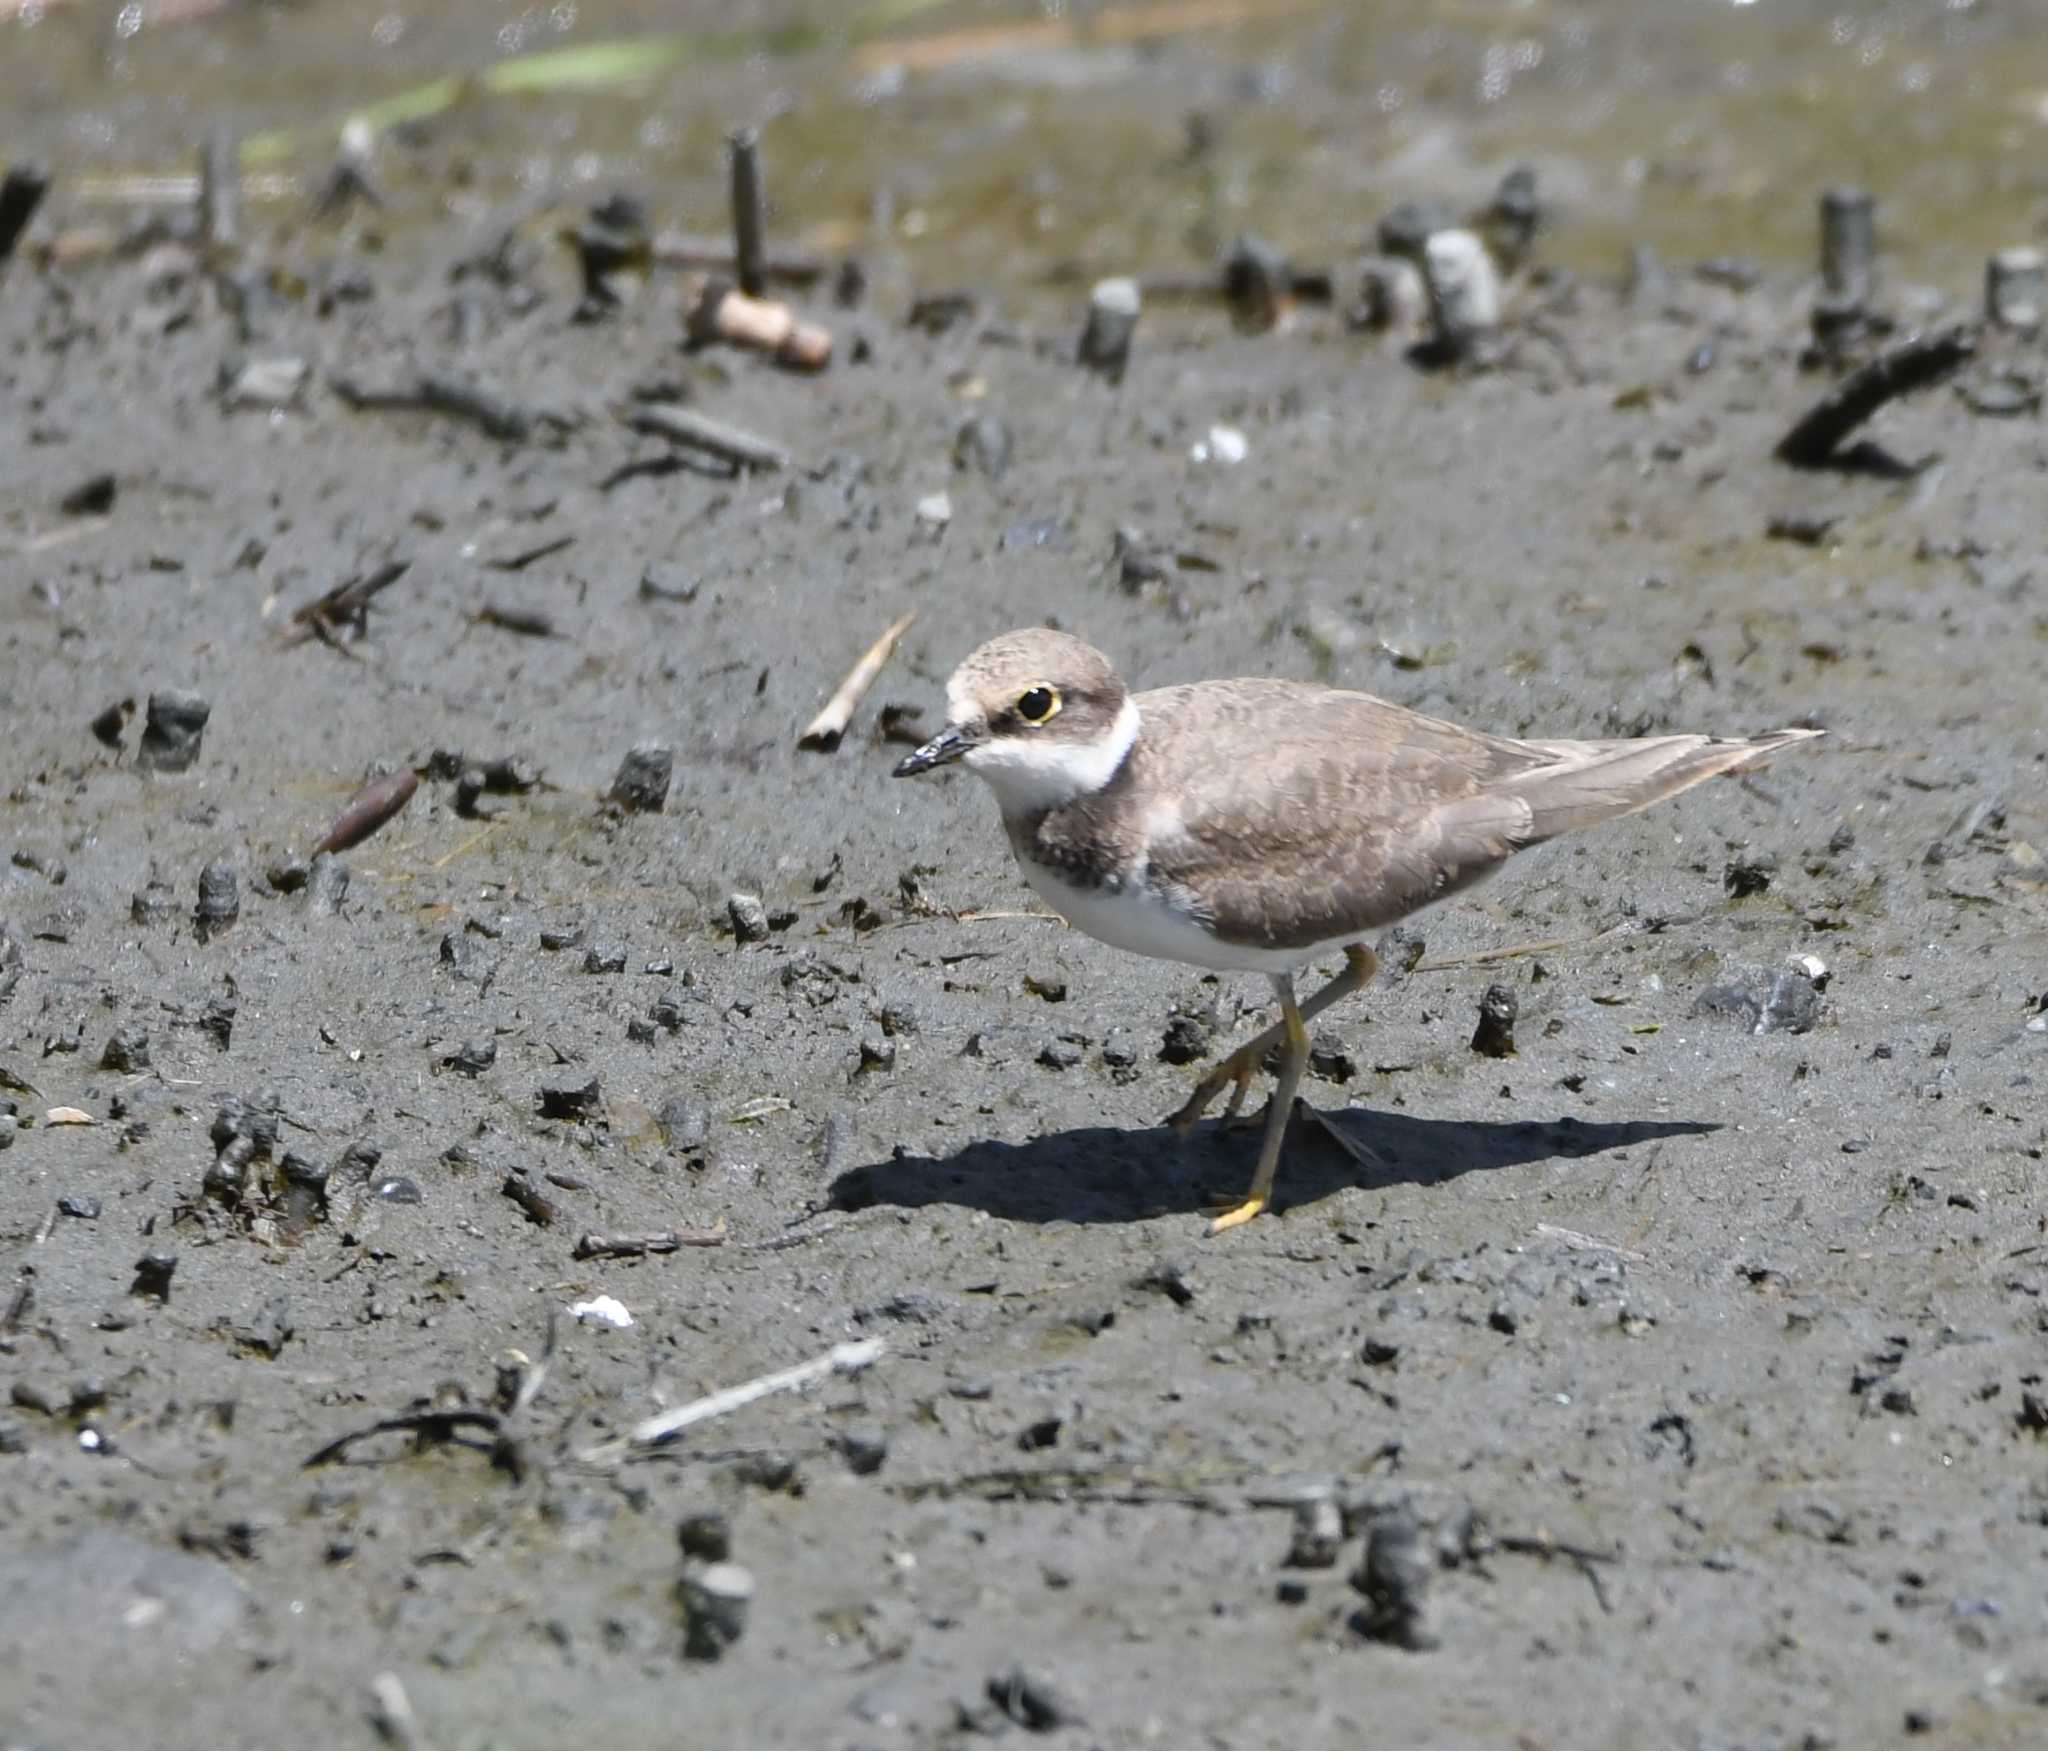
[1206,973,1312,1234]
[1169,944,1377,1136]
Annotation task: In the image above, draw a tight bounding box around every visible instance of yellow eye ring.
[1016,686,1061,725]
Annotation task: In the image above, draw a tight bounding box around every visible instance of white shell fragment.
[46,1107,95,1126]
[569,1295,635,1330]
[1191,424,1248,466]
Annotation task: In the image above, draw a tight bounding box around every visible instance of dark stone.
[100,1026,150,1074]
[582,941,627,975]
[1470,983,1518,1058]
[1352,1507,1438,1649]
[57,1194,101,1221]
[608,743,673,813]
[130,1252,178,1301]
[1037,1038,1083,1071]
[1159,1011,1212,1066]
[657,1096,709,1152]
[1724,851,1778,897]
[193,862,239,933]
[536,1076,602,1121]
[835,1427,889,1476]
[953,413,1012,479]
[985,1666,1083,1732]
[306,852,349,916]
[727,892,770,944]
[443,1037,496,1076]
[136,690,211,773]
[677,1511,731,1562]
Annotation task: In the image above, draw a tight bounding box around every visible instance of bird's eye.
[1016,686,1060,725]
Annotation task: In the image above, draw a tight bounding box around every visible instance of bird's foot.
[1203,1191,1268,1236]
[1167,1042,1262,1137]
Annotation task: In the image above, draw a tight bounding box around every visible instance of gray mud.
[4,9,2048,1750]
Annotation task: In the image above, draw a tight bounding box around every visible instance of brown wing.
[1131,680,1822,951]
[1132,680,1542,950]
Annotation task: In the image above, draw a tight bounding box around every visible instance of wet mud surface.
[4,7,2048,1748]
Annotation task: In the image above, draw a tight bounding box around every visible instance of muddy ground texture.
[2,150,2047,1751]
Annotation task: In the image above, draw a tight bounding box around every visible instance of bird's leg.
[1168,943,1378,1136]
[1206,973,1309,1234]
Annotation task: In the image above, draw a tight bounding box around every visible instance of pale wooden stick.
[798,612,916,752]
[593,1338,885,1458]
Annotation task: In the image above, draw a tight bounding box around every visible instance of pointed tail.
[1499,727,1824,846]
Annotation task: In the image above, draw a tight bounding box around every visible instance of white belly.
[1018,858,1330,975]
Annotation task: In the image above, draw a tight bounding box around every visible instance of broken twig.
[626,402,791,472]
[579,1337,885,1462]
[799,612,917,752]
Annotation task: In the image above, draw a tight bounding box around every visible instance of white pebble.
[569,1294,634,1329]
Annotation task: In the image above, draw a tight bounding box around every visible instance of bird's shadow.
[828,1104,1718,1227]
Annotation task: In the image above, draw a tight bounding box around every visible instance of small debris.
[727,892,771,944]
[46,1106,94,1126]
[1420,229,1501,363]
[306,853,350,917]
[312,770,417,857]
[1775,325,1976,468]
[1470,983,1518,1058]
[1693,964,1825,1036]
[1985,245,2044,333]
[568,1295,634,1330]
[1766,511,1838,547]
[130,1252,178,1301]
[0,161,52,268]
[608,743,674,813]
[99,1026,150,1074]
[1190,424,1247,466]
[194,861,240,936]
[986,1666,1084,1732]
[1353,1506,1438,1650]
[626,402,791,472]
[537,1076,602,1122]
[953,413,1011,479]
[1819,185,1876,307]
[680,1560,754,1660]
[1160,1010,1212,1065]
[136,690,211,773]
[685,278,832,371]
[678,1511,731,1561]
[1078,276,1139,381]
[1287,1497,1344,1569]
[799,612,917,754]
[1223,231,1292,331]
[57,1194,101,1221]
[1724,851,1778,896]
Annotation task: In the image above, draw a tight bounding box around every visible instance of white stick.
[798,612,917,752]
[624,1337,887,1450]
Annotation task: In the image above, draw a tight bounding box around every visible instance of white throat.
[962,695,1141,817]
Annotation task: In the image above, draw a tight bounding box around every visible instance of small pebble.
[444,1037,496,1076]
[836,1428,889,1476]
[1159,1011,1212,1066]
[1286,1497,1344,1569]
[609,743,673,814]
[680,1560,754,1660]
[136,690,211,773]
[1077,276,1139,382]
[1725,851,1778,897]
[1354,1507,1438,1650]
[583,942,628,975]
[306,852,350,917]
[1038,1038,1083,1071]
[99,1026,150,1074]
[130,1252,178,1301]
[57,1194,101,1220]
[677,1511,731,1562]
[194,861,240,934]
[1470,983,1518,1058]
[727,892,770,944]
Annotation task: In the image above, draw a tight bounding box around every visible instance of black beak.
[892,722,975,777]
